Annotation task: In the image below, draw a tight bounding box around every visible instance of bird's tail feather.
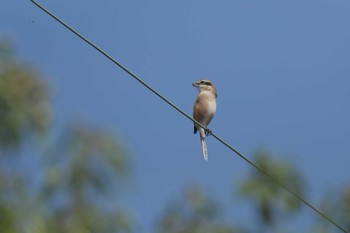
[199,129,208,161]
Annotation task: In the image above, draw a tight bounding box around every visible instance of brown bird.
[192,79,217,161]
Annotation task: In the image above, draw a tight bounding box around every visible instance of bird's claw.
[205,129,212,136]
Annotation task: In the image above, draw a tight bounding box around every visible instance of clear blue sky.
[2,0,350,232]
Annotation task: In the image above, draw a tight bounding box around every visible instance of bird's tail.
[199,128,208,161]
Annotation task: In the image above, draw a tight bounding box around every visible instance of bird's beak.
[192,82,198,87]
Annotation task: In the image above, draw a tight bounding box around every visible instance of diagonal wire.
[30,1,348,232]
[29,0,203,131]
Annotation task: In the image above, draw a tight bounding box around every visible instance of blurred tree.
[157,185,244,233]
[0,37,51,233]
[239,151,304,233]
[315,187,350,233]
[42,123,132,233]
[0,38,132,233]
[0,38,50,150]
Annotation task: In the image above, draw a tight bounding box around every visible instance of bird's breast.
[195,92,216,121]
[206,99,216,116]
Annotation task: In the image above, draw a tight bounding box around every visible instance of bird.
[192,79,217,161]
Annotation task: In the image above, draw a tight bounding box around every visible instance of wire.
[30,1,348,232]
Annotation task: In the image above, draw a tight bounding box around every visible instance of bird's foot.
[205,129,212,136]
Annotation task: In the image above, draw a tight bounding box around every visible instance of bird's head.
[192,79,217,98]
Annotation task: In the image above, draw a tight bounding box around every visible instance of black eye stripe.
[197,80,212,86]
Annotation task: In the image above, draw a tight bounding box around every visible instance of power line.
[30,1,348,232]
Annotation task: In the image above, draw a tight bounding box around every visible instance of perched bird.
[192,79,217,161]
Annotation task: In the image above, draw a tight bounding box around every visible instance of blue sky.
[2,0,350,232]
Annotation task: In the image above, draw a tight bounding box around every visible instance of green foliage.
[42,123,132,233]
[0,38,132,233]
[0,39,50,150]
[0,38,51,233]
[0,205,16,233]
[239,151,304,230]
[44,123,129,196]
[316,187,350,233]
[157,186,242,233]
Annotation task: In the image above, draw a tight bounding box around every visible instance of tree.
[42,123,132,233]
[315,187,350,233]
[157,185,243,233]
[0,38,49,150]
[0,38,51,233]
[239,151,304,233]
[0,38,132,233]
